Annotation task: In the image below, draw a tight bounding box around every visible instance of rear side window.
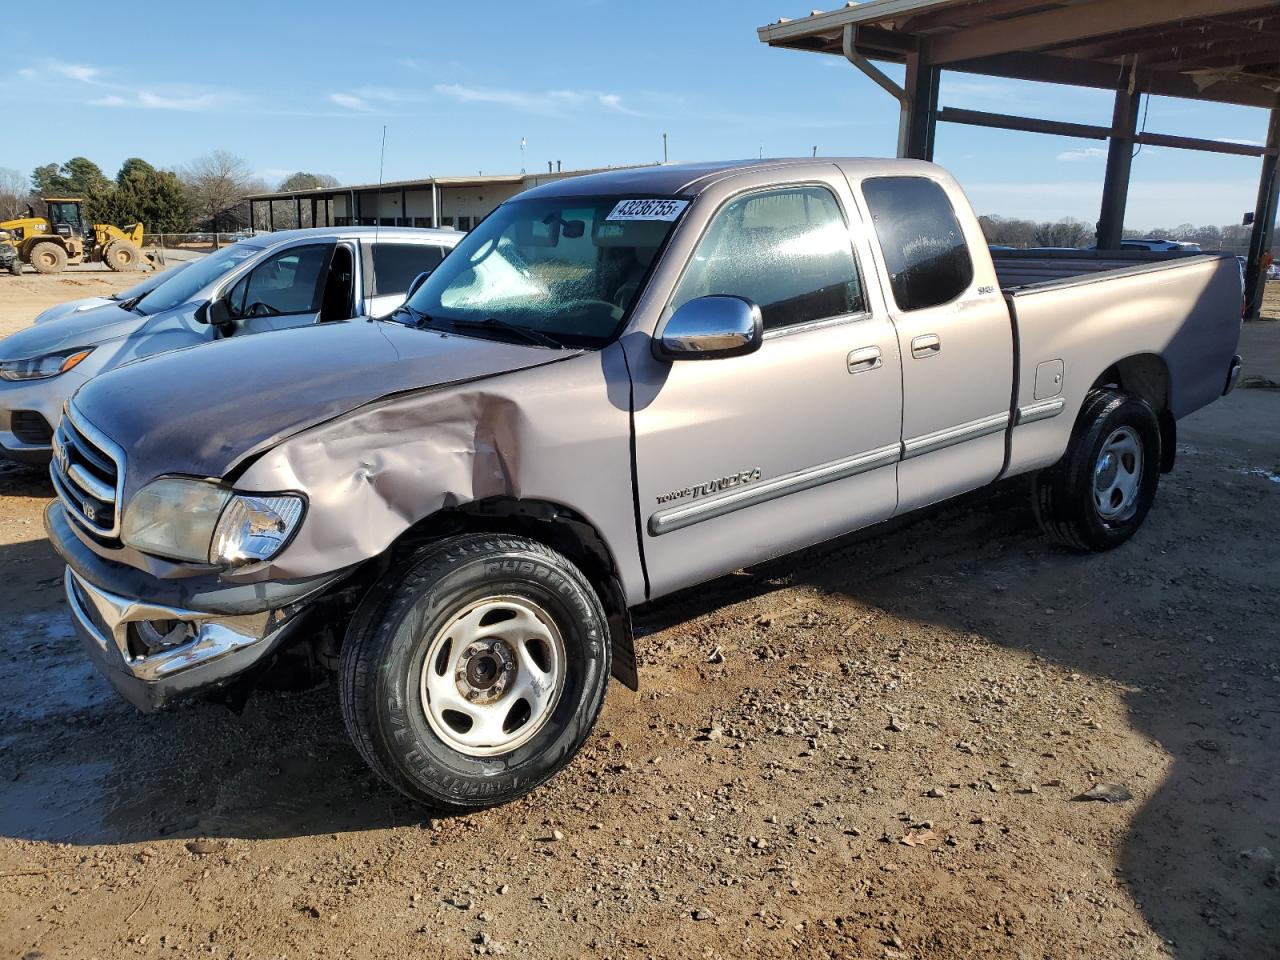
[862,177,973,311]
[671,186,864,332]
[367,243,446,295]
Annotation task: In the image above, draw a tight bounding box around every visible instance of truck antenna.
[367,124,387,317]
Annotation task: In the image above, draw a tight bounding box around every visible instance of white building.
[247,163,658,234]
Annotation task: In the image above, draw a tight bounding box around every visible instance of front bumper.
[47,502,345,712]
[65,568,295,711]
[0,374,87,464]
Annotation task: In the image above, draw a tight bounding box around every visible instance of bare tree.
[270,172,342,228]
[0,167,34,220]
[180,150,267,232]
[978,214,1039,248]
[1033,218,1092,248]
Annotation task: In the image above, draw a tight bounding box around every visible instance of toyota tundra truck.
[44,159,1244,811]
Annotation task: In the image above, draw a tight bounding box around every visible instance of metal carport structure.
[758,0,1280,318]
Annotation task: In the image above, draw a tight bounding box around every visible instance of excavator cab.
[44,199,87,240]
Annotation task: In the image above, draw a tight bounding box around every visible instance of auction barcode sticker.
[606,199,689,222]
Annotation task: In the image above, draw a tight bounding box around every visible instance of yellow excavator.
[0,198,145,274]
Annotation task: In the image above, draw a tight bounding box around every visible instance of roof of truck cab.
[517,158,943,200]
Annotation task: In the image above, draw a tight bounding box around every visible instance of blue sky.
[5,0,1272,228]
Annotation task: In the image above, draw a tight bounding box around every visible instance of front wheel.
[1033,389,1162,551]
[339,534,612,811]
[103,240,141,271]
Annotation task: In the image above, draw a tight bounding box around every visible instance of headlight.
[121,478,304,566]
[0,347,94,381]
[210,495,304,566]
[121,478,231,563]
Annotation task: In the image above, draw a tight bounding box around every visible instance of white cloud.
[54,62,100,83]
[1056,146,1108,162]
[90,90,229,112]
[433,83,639,117]
[329,92,375,112]
[18,60,102,84]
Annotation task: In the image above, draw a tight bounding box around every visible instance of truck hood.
[1,302,148,358]
[73,319,580,490]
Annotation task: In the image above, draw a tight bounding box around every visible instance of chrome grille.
[50,405,125,539]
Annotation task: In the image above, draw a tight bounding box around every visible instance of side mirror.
[1243,212,1255,227]
[653,295,763,361]
[194,298,232,327]
[406,270,432,299]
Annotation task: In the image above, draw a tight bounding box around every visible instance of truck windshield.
[404,195,687,348]
[134,242,264,315]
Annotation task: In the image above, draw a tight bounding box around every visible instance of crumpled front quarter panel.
[233,344,645,601]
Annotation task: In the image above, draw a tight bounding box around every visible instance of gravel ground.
[0,277,1277,960]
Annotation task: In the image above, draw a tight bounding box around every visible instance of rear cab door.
[360,239,450,317]
[851,169,1014,513]
[624,163,904,599]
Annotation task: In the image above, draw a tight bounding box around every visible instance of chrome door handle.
[847,346,882,373]
[911,333,941,358]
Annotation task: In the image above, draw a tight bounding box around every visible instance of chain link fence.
[143,232,259,262]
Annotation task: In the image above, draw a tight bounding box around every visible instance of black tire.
[6,259,20,276]
[340,533,612,811]
[1033,389,1161,552]
[103,240,141,272]
[29,242,67,274]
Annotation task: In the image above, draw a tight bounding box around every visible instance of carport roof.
[758,0,1280,109]
[245,173,526,203]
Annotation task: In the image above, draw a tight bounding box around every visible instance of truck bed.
[991,249,1217,290]
[997,250,1243,480]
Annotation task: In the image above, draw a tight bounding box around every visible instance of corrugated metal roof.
[246,162,663,202]
[758,0,1280,108]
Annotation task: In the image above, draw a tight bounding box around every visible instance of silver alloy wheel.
[419,595,566,758]
[1093,426,1143,522]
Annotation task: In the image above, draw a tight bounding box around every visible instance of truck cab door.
[227,241,337,335]
[857,175,1014,514]
[625,172,903,600]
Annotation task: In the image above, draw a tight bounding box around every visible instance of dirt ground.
[0,275,1277,960]
[0,268,150,339]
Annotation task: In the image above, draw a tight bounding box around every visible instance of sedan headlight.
[0,347,94,381]
[121,478,304,566]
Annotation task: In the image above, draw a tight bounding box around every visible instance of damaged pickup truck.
[46,159,1243,811]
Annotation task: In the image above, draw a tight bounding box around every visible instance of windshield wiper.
[384,303,433,328]
[450,317,563,349]
[118,294,148,315]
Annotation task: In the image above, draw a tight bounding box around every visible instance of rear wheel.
[29,242,67,274]
[6,258,20,276]
[340,533,612,811]
[103,240,141,272]
[1033,389,1161,551]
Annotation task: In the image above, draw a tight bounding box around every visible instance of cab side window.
[366,242,446,296]
[671,186,864,332]
[229,244,331,318]
[861,177,974,312]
